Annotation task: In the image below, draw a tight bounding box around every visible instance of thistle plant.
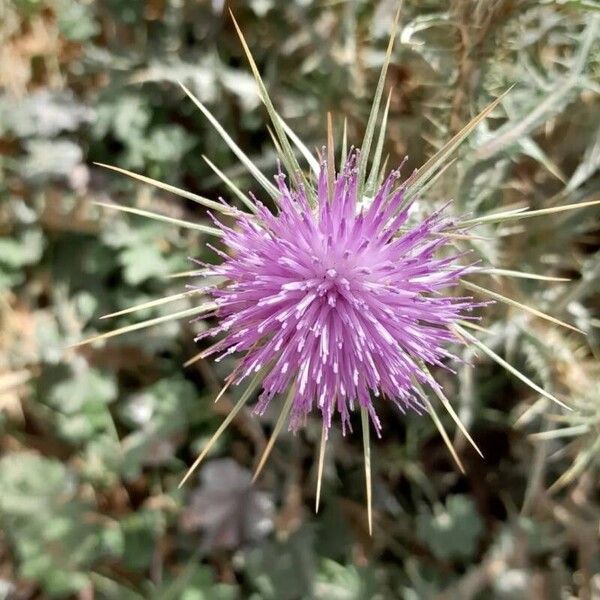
[75,12,599,534]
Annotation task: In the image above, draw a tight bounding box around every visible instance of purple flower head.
[198,152,477,436]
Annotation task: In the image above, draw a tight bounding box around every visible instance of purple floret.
[197,153,477,435]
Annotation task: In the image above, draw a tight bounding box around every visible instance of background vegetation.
[1,0,599,598]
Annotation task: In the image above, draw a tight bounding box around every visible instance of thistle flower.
[78,11,599,534]
[199,153,476,438]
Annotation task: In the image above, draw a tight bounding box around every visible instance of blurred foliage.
[1,0,599,598]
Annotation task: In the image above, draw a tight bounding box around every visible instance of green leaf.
[0,228,44,268]
[119,510,165,571]
[21,139,83,179]
[43,367,118,444]
[47,367,117,414]
[119,244,170,285]
[416,495,483,561]
[245,529,316,600]
[314,560,380,600]
[0,454,109,597]
[155,563,238,600]
[55,0,100,41]
[142,125,195,164]
[119,376,198,479]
